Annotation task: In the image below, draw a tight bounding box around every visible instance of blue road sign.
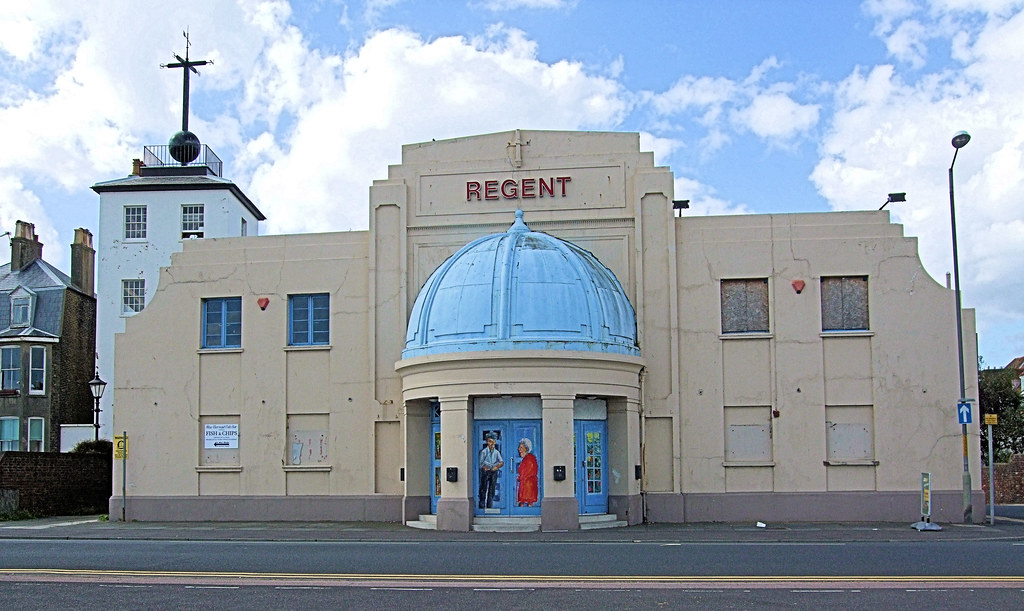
[957,401,972,425]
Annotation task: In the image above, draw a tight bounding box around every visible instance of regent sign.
[466,176,571,201]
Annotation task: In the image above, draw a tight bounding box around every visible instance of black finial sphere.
[169,130,201,164]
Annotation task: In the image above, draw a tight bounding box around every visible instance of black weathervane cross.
[161,30,212,132]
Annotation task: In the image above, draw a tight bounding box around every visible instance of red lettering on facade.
[501,179,518,198]
[539,178,554,197]
[466,181,481,201]
[521,178,535,198]
[556,176,571,196]
[484,180,499,200]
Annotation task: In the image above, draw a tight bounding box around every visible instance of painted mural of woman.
[516,437,539,507]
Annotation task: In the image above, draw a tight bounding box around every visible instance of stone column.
[402,399,430,523]
[541,394,579,531]
[608,397,643,525]
[436,396,473,531]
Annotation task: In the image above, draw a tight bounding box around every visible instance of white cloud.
[884,18,931,67]
[0,175,55,248]
[650,57,819,146]
[731,93,820,139]
[652,75,737,117]
[0,4,65,62]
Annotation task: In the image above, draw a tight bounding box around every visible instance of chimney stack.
[132,158,144,176]
[10,220,43,271]
[71,228,95,296]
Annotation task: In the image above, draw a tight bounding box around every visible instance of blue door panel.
[575,420,608,514]
[510,421,542,516]
[474,421,508,514]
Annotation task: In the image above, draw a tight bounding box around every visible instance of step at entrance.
[404,513,627,531]
[579,513,628,530]
[406,514,437,530]
[471,516,541,532]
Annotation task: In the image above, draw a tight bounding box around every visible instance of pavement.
[2,511,1024,543]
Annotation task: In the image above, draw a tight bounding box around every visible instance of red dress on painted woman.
[517,439,539,506]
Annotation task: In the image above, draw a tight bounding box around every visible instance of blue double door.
[427,415,608,517]
[473,420,542,516]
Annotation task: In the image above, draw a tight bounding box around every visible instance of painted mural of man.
[478,432,503,509]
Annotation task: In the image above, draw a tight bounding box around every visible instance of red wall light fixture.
[257,297,270,310]
[791,279,805,294]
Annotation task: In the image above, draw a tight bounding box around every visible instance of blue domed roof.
[403,210,639,358]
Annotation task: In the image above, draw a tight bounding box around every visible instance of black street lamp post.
[948,130,972,523]
[88,371,107,442]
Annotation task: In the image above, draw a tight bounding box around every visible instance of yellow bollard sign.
[114,434,128,459]
[920,472,931,518]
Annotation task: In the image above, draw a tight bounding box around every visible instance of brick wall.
[981,454,1024,504]
[0,452,110,516]
[51,288,97,451]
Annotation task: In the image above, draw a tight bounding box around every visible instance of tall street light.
[88,370,107,442]
[948,130,972,523]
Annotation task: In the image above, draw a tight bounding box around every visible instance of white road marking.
[0,518,98,530]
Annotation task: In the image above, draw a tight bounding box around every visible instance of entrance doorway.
[575,419,608,514]
[473,419,542,516]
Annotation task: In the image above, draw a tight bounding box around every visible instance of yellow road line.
[1,569,1022,584]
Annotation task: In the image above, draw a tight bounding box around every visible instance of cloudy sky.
[1,0,1021,367]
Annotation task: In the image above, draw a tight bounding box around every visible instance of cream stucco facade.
[110,130,982,529]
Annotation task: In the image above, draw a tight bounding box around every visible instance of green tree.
[979,363,1024,463]
[71,439,112,455]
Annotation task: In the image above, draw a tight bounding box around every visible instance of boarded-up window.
[826,406,874,461]
[821,276,868,331]
[721,279,769,333]
[288,414,329,466]
[724,406,772,462]
[643,416,674,491]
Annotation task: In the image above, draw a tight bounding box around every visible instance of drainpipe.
[638,366,647,523]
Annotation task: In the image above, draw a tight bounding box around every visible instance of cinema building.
[108,130,982,530]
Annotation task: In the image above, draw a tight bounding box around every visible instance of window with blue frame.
[289,294,330,345]
[0,417,18,451]
[202,297,242,348]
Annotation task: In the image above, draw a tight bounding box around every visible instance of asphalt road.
[3,581,1024,610]
[1,515,1023,608]
[1,538,1023,577]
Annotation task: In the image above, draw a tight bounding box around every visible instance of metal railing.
[142,144,223,176]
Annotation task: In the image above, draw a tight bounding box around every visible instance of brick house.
[1007,356,1024,393]
[0,221,96,452]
